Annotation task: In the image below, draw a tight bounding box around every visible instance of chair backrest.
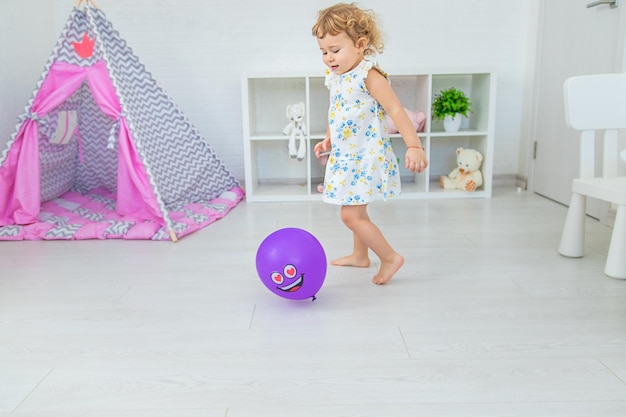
[563,74,626,180]
[564,74,626,131]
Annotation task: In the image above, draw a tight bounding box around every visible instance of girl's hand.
[314,136,331,158]
[405,147,428,173]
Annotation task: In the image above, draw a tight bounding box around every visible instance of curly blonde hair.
[312,3,385,57]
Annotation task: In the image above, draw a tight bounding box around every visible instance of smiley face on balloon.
[271,264,305,294]
[256,228,327,300]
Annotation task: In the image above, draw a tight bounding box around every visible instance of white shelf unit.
[242,69,496,202]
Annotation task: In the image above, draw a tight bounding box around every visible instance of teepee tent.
[0,1,243,241]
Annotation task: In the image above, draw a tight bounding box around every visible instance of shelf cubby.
[242,69,496,201]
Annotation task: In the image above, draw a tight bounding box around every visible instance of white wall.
[1,0,539,183]
[0,0,57,151]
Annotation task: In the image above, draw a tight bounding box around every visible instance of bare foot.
[331,254,371,268]
[373,253,404,285]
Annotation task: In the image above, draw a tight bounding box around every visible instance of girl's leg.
[338,205,404,285]
[331,226,371,268]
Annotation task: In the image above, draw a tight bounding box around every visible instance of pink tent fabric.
[0,60,164,226]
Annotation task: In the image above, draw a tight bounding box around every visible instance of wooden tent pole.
[75,0,100,9]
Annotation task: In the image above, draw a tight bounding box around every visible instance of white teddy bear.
[283,103,307,161]
[440,147,484,192]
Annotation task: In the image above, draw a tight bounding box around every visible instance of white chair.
[558,73,626,279]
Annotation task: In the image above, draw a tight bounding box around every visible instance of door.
[531,0,626,216]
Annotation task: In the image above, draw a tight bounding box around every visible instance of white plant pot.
[443,114,462,132]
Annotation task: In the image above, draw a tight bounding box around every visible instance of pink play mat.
[0,186,244,241]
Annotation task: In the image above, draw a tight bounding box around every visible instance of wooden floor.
[2,187,626,417]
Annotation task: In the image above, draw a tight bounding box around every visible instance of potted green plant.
[431,87,472,132]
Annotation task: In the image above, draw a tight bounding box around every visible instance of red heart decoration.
[286,267,295,277]
[271,273,284,284]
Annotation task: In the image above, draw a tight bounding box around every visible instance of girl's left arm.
[366,69,428,174]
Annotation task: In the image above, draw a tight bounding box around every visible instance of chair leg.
[559,192,586,258]
[604,204,626,279]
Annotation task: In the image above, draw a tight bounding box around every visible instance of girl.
[312,3,428,285]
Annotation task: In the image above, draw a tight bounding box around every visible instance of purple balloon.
[256,228,327,300]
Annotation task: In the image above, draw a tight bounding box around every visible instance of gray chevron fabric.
[87,8,240,210]
[0,6,242,240]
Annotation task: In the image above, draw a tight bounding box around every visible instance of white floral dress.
[322,60,401,205]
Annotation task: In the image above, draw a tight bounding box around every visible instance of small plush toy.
[440,147,484,192]
[283,102,307,161]
[385,108,426,133]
